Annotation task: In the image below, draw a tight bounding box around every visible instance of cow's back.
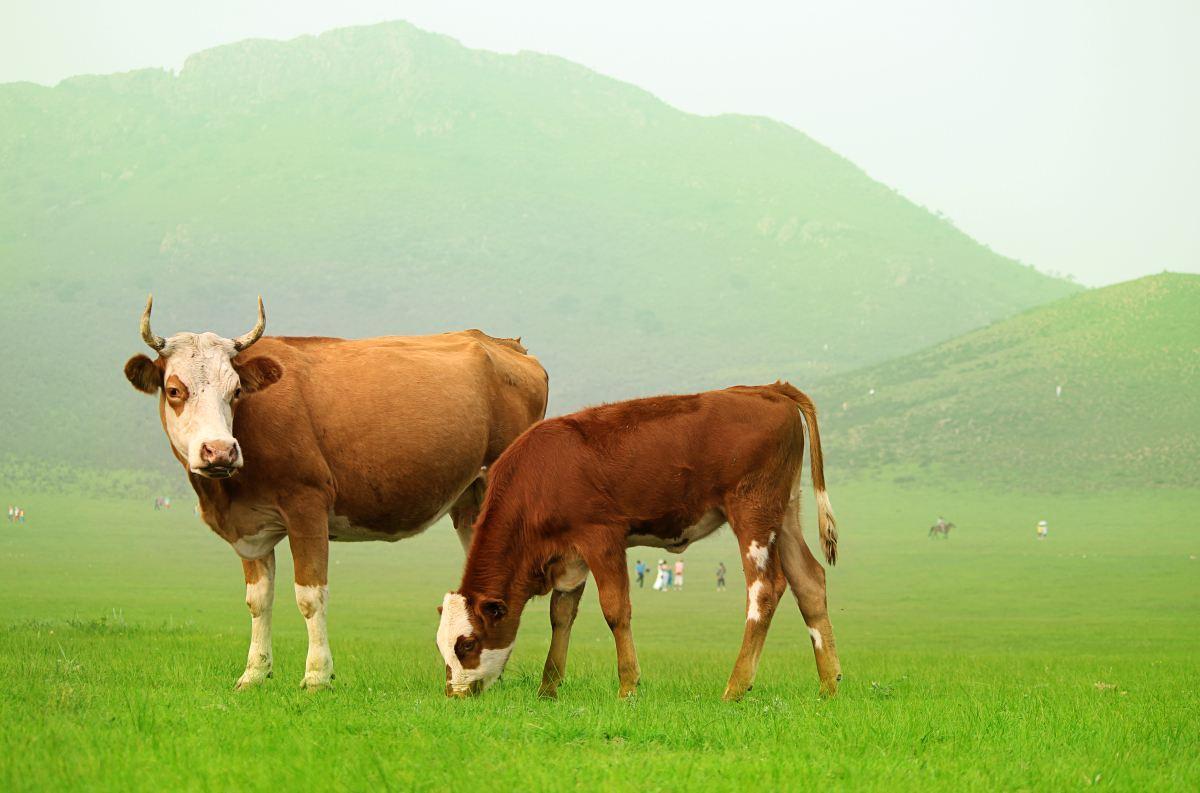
[484,386,804,532]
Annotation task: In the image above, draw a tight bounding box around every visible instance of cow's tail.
[772,381,838,565]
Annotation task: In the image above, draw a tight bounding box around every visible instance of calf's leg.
[236,552,276,689]
[585,544,640,698]
[724,503,787,701]
[538,582,586,699]
[778,497,842,696]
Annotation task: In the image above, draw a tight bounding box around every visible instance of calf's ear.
[234,356,284,394]
[124,355,162,394]
[478,598,508,624]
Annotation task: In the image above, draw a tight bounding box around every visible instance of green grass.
[1,483,1197,791]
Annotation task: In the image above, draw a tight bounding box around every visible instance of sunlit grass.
[1,484,1196,790]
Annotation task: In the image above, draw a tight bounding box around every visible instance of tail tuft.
[815,489,838,565]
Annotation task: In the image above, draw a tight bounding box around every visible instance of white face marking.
[809,626,824,650]
[437,593,513,694]
[159,332,243,475]
[746,579,765,622]
[746,541,770,572]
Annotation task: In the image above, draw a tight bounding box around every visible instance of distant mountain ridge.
[813,273,1200,490]
[0,20,1077,482]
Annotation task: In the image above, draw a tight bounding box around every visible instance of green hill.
[813,273,1200,490]
[0,21,1076,482]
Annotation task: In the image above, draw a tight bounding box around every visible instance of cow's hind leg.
[538,582,586,699]
[584,539,640,698]
[449,472,487,551]
[235,552,276,689]
[778,496,842,696]
[723,500,788,701]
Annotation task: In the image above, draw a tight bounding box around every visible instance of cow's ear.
[234,356,283,395]
[124,355,162,394]
[478,598,508,624]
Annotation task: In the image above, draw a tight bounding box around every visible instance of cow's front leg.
[290,534,334,690]
[235,552,275,689]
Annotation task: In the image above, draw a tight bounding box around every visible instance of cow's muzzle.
[446,680,484,698]
[197,440,240,478]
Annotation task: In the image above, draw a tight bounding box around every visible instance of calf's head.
[436,591,518,697]
[123,296,282,478]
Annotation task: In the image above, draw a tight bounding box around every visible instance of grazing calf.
[436,382,842,700]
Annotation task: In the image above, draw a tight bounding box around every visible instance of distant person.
[653,560,668,591]
[716,562,727,591]
[634,559,647,589]
[1037,520,1048,540]
[164,496,171,509]
[674,559,685,590]
[1056,384,1063,399]
[6,505,13,523]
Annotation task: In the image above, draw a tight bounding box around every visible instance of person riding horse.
[929,516,955,538]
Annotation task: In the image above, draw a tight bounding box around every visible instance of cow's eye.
[166,387,182,400]
[233,387,243,400]
[460,639,476,654]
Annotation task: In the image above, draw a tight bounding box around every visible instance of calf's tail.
[772,381,838,565]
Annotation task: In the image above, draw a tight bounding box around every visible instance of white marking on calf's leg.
[295,584,333,688]
[746,579,765,622]
[809,626,824,650]
[746,541,771,572]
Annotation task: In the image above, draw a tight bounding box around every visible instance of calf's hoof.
[819,673,842,698]
[617,683,639,700]
[235,668,272,690]
[722,682,752,702]
[537,684,560,700]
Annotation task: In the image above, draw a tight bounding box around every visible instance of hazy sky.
[4,1,1197,286]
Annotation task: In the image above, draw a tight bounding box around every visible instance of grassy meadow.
[1,482,1196,791]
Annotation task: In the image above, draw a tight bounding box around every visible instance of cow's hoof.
[300,672,334,691]
[617,685,639,700]
[537,685,560,700]
[819,678,840,698]
[235,668,272,690]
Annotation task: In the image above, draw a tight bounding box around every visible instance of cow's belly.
[627,508,726,551]
[327,486,465,542]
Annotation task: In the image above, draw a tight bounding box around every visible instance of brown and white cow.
[124,296,547,689]
[436,382,841,701]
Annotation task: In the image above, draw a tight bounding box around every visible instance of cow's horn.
[232,297,266,351]
[140,295,166,351]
